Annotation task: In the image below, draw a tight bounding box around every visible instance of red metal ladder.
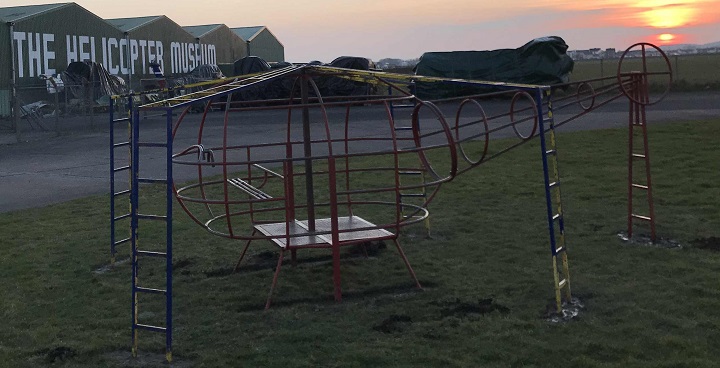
[626,72,657,242]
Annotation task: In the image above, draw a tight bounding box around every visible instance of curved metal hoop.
[510,91,539,140]
[411,101,458,183]
[576,82,596,111]
[617,42,673,106]
[455,98,489,165]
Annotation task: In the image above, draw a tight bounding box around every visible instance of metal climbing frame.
[107,43,673,359]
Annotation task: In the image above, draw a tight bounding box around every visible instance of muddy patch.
[436,298,510,318]
[255,250,276,260]
[691,237,720,251]
[617,232,682,249]
[373,314,413,334]
[35,346,77,363]
[173,257,194,270]
[544,297,585,323]
[203,267,234,278]
[347,241,387,257]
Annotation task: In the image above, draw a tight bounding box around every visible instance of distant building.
[182,24,247,65]
[0,2,284,117]
[569,44,720,61]
[231,26,285,62]
[0,3,124,116]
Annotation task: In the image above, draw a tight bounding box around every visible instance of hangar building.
[0,2,284,118]
[231,26,285,63]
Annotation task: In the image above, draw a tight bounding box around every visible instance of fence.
[1,80,123,142]
[572,53,720,90]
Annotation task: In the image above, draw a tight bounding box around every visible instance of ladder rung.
[632,153,646,159]
[546,149,556,155]
[393,104,415,108]
[549,181,559,188]
[399,171,423,175]
[395,126,413,131]
[113,165,130,173]
[113,213,131,221]
[137,142,168,148]
[399,193,426,198]
[135,324,167,333]
[555,246,564,254]
[136,286,167,295]
[558,279,568,288]
[553,213,562,221]
[632,183,649,190]
[137,214,168,221]
[113,237,131,246]
[112,117,130,124]
[114,189,131,197]
[113,142,130,148]
[632,214,652,221]
[138,178,168,184]
[138,250,168,258]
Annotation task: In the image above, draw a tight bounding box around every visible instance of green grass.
[572,54,720,91]
[1,119,720,367]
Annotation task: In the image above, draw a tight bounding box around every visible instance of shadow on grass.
[232,280,439,312]
[205,242,390,277]
[691,236,720,251]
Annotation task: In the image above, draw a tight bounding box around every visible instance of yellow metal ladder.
[538,90,571,313]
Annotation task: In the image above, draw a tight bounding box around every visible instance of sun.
[658,33,675,42]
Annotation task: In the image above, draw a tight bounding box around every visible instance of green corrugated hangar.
[0,3,124,116]
[183,24,248,66]
[0,2,285,118]
[231,26,285,62]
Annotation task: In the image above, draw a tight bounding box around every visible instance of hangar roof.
[183,24,223,38]
[106,15,164,32]
[0,3,70,22]
[231,26,264,41]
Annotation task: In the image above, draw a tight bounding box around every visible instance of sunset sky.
[3,0,719,62]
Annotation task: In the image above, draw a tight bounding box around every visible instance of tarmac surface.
[1,91,719,213]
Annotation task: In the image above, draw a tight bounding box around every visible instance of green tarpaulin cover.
[414,36,574,99]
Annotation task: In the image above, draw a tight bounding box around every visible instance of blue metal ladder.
[128,106,174,362]
[110,97,132,264]
[536,89,572,313]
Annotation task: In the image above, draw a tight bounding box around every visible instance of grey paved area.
[1,91,718,213]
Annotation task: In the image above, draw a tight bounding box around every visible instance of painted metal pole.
[109,97,116,262]
[8,22,21,143]
[125,32,132,90]
[165,107,174,362]
[300,72,316,231]
[626,78,636,239]
[130,107,140,357]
